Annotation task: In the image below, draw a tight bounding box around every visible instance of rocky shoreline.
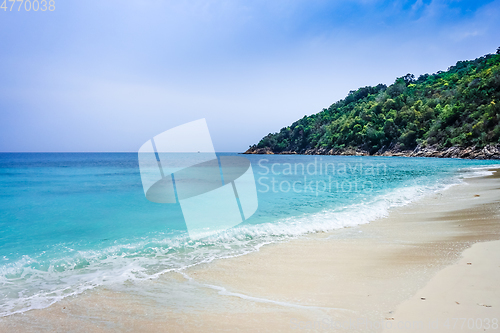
[244,144,500,159]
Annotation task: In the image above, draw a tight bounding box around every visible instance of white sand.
[382,240,500,333]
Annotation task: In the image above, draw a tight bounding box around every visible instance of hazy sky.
[1,0,499,152]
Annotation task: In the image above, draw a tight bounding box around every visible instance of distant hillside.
[246,48,500,159]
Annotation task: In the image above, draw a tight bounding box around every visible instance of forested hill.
[245,48,500,158]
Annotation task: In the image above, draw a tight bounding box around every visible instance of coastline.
[1,170,499,332]
[244,144,500,159]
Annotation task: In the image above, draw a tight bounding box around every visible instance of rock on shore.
[243,144,500,159]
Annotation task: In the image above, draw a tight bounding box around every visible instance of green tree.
[250,51,500,153]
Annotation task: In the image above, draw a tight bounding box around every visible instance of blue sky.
[1,0,499,152]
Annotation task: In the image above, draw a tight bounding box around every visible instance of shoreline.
[244,144,500,159]
[1,170,499,332]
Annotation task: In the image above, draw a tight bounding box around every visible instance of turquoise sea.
[0,153,499,316]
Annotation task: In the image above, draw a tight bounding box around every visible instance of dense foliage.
[253,50,500,154]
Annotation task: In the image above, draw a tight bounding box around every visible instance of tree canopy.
[251,50,500,154]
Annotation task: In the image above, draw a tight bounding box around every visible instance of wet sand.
[382,239,500,332]
[1,170,500,332]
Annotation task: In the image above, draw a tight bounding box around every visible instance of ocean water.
[0,153,499,316]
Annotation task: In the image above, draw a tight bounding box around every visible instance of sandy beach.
[1,169,500,332]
